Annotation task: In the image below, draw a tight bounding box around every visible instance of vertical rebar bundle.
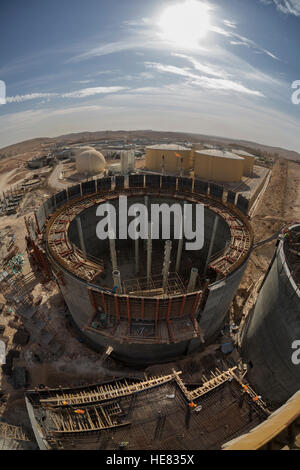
[112,270,122,294]
[203,216,219,277]
[162,240,172,293]
[76,216,87,259]
[109,230,118,271]
[187,268,198,293]
[147,223,153,284]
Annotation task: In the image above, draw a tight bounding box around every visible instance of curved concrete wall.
[241,231,300,407]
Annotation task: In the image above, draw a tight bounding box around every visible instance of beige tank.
[232,150,255,176]
[76,149,106,176]
[146,145,192,174]
[194,150,244,183]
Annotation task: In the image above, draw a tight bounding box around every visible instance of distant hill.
[0,130,299,162]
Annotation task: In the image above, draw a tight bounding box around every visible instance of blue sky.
[0,0,300,150]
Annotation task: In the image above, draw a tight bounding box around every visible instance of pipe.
[175,212,184,273]
[203,215,219,277]
[187,268,198,293]
[162,240,172,293]
[112,270,122,294]
[147,223,153,284]
[76,216,87,259]
[135,238,139,275]
[109,230,118,271]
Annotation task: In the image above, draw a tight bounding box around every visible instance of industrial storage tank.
[146,145,192,174]
[75,149,106,176]
[194,150,244,183]
[32,175,253,365]
[232,149,255,176]
[241,224,300,407]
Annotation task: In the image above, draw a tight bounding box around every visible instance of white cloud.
[6,92,58,103]
[145,62,264,97]
[172,53,230,78]
[261,0,300,15]
[61,86,127,98]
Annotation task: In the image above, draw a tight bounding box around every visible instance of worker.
[189,402,197,409]
[253,395,262,402]
[242,384,249,392]
[62,401,68,406]
[74,409,85,415]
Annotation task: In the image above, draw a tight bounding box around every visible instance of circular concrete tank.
[241,224,300,407]
[41,176,252,365]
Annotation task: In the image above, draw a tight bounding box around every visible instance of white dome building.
[75,149,106,176]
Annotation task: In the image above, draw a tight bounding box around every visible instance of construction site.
[0,139,299,451]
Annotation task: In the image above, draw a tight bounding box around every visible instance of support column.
[147,223,153,284]
[187,268,198,293]
[76,216,86,259]
[135,238,139,275]
[112,270,122,294]
[175,211,184,273]
[203,215,219,277]
[109,230,118,271]
[162,240,172,293]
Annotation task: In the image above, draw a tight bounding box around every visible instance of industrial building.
[145,145,256,183]
[75,149,106,177]
[145,145,192,174]
[232,150,255,177]
[241,224,300,407]
[194,150,245,183]
[29,175,252,365]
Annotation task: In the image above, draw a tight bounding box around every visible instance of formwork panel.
[129,175,144,188]
[210,183,224,201]
[161,176,177,191]
[97,177,112,193]
[227,190,236,205]
[177,177,193,192]
[145,174,161,189]
[68,184,81,201]
[194,180,208,195]
[44,196,56,218]
[55,190,67,209]
[82,180,96,196]
[115,176,125,190]
[236,194,249,215]
[36,204,46,232]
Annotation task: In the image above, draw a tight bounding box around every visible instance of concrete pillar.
[112,270,122,294]
[109,230,118,271]
[76,216,87,259]
[147,223,153,284]
[180,158,184,177]
[162,240,172,293]
[203,215,219,277]
[144,196,149,252]
[135,238,139,275]
[187,268,198,293]
[175,213,184,273]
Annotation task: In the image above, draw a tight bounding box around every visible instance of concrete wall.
[241,233,300,407]
[194,153,244,183]
[237,154,255,177]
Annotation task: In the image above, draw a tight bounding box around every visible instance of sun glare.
[158,0,211,48]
